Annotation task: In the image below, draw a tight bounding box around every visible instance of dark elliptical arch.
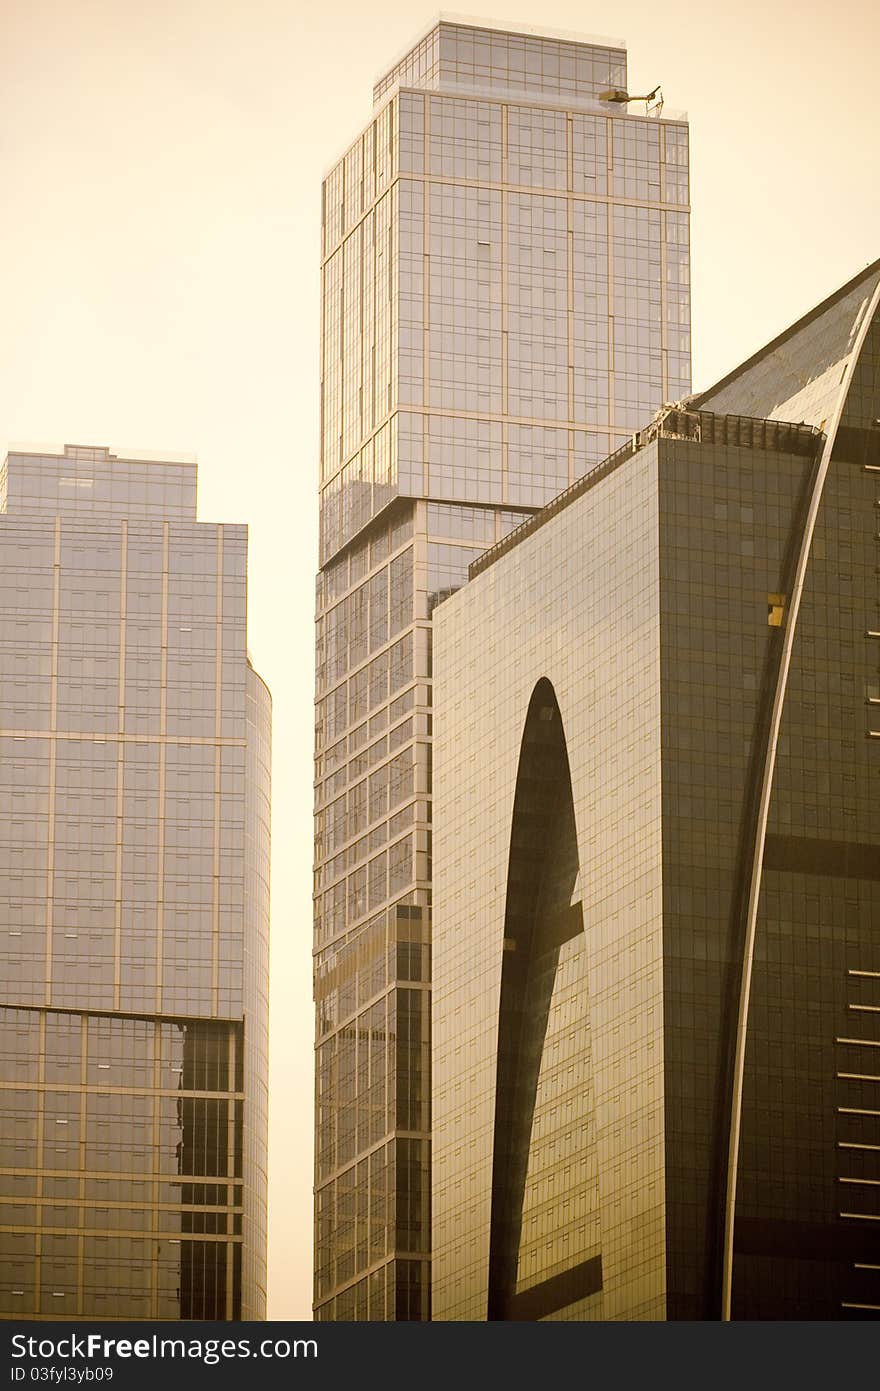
[486,678,601,1320]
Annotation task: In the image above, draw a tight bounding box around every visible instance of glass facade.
[432,262,880,1319]
[314,18,691,1320]
[0,444,270,1320]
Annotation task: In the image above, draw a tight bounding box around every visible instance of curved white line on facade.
[721,277,880,1321]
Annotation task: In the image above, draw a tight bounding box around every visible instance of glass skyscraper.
[0,444,270,1320]
[432,261,880,1319]
[313,17,691,1320]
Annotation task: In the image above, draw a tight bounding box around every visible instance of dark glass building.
[0,445,270,1320]
[432,260,880,1319]
[313,16,691,1321]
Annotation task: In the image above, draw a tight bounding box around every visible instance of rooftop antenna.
[599,84,664,116]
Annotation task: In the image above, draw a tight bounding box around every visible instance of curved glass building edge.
[433,260,880,1319]
[719,274,880,1318]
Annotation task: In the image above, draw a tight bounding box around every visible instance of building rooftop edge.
[5,442,198,466]
[392,79,686,122]
[322,84,687,184]
[460,409,823,586]
[436,11,626,50]
[692,256,880,408]
[373,12,627,90]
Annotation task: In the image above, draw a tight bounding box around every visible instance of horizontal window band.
[0,730,245,746]
[734,1216,873,1260]
[0,1003,242,1025]
[0,1224,242,1242]
[532,899,584,952]
[0,1168,240,1184]
[320,174,691,267]
[0,1196,242,1213]
[0,1081,242,1100]
[502,1253,603,1321]
[764,834,880,881]
[831,425,880,469]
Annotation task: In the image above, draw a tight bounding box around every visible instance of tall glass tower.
[0,444,270,1320]
[313,17,691,1320]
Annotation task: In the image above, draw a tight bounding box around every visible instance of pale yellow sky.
[1,0,877,1322]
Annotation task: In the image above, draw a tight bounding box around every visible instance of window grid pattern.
[319,88,690,561]
[0,448,270,1320]
[0,1009,244,1319]
[316,24,691,1321]
[432,281,880,1321]
[373,22,627,106]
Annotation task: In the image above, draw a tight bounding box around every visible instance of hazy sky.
[2,0,877,1321]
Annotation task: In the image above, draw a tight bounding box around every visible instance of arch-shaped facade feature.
[433,260,880,1322]
[487,679,600,1320]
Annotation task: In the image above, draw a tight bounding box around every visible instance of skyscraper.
[432,260,880,1319]
[313,17,691,1320]
[0,444,270,1320]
